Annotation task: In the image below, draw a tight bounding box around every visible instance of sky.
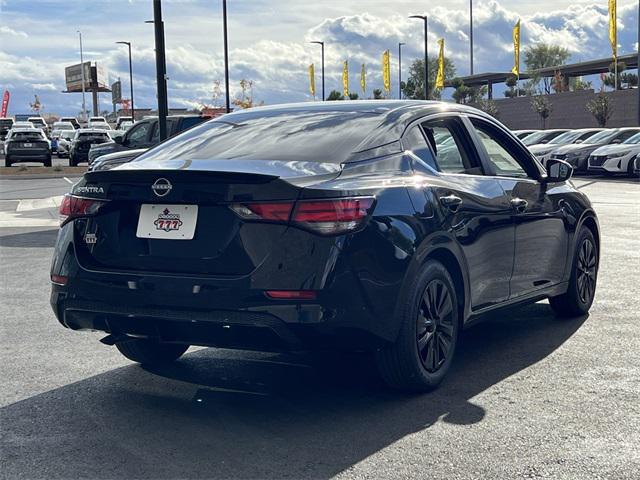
[0,0,638,116]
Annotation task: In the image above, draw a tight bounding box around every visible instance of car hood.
[591,144,640,156]
[552,143,600,155]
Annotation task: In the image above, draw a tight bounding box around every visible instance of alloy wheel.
[416,280,455,373]
[577,238,597,303]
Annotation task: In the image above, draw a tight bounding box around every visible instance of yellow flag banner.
[435,38,445,89]
[382,50,391,93]
[511,19,521,76]
[360,63,366,96]
[609,0,617,59]
[343,60,349,97]
[309,64,315,97]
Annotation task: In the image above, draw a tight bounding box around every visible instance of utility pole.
[116,41,135,121]
[310,41,325,101]
[77,30,86,121]
[151,0,168,140]
[469,0,474,76]
[223,0,231,113]
[409,15,429,100]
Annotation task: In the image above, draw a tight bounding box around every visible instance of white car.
[588,132,640,177]
[529,128,604,165]
[88,121,112,130]
[55,129,76,157]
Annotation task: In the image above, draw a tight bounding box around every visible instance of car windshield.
[13,132,43,141]
[522,130,563,146]
[134,109,387,164]
[550,130,592,144]
[586,129,619,144]
[0,119,13,127]
[622,132,640,145]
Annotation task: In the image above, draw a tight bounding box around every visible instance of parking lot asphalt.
[0,175,638,479]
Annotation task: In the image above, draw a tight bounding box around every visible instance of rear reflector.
[59,195,106,226]
[265,290,317,300]
[230,197,374,235]
[51,274,68,286]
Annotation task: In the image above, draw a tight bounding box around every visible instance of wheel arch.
[577,210,600,261]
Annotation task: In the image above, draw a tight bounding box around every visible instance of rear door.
[468,116,569,298]
[405,115,515,310]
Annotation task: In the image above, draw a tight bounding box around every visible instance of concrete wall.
[484,89,639,129]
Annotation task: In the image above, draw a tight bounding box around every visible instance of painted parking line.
[16,195,64,212]
[0,211,58,228]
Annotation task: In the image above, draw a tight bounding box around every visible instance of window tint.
[471,120,530,178]
[13,132,43,141]
[126,122,152,147]
[615,130,640,143]
[421,118,480,175]
[403,125,438,170]
[179,117,205,131]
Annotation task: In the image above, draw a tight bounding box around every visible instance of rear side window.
[420,118,481,175]
[403,125,438,171]
[614,130,640,143]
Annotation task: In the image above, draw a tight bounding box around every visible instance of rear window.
[0,119,13,128]
[135,109,386,164]
[78,133,110,142]
[13,132,44,141]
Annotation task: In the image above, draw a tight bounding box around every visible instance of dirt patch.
[0,166,86,176]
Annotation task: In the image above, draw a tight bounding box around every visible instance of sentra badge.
[154,208,183,232]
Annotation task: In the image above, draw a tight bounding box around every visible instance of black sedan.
[69,129,112,166]
[50,101,600,391]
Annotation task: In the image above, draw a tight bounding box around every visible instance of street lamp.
[146,0,168,141]
[398,42,405,99]
[310,41,325,101]
[115,41,135,121]
[469,0,474,76]
[409,15,429,100]
[77,30,87,121]
[222,0,231,113]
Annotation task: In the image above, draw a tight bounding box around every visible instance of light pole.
[77,30,87,121]
[222,0,231,113]
[398,42,405,99]
[115,41,135,121]
[310,41,325,101]
[469,0,474,76]
[409,15,429,100]
[147,0,168,140]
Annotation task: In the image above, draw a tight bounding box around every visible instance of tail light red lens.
[59,195,106,226]
[231,197,374,235]
[265,290,317,300]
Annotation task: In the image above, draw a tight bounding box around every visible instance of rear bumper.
[6,151,50,159]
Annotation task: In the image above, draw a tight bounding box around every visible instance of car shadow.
[1,303,586,479]
[0,228,58,248]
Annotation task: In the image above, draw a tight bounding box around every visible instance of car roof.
[77,128,111,133]
[10,127,42,132]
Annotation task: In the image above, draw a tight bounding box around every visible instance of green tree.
[327,90,344,101]
[530,94,553,129]
[504,74,527,98]
[401,56,456,100]
[604,61,626,90]
[477,99,499,119]
[570,78,593,91]
[587,92,613,127]
[372,88,384,99]
[524,43,571,94]
[348,92,359,100]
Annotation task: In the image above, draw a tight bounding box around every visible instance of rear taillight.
[59,194,106,226]
[230,197,374,235]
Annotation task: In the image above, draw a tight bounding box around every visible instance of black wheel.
[376,260,460,392]
[628,158,639,178]
[69,156,76,167]
[116,338,189,366]
[43,155,52,167]
[4,155,11,167]
[549,227,598,318]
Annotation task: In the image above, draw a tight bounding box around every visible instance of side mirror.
[545,158,573,183]
[114,136,123,144]
[611,139,622,144]
[574,139,583,144]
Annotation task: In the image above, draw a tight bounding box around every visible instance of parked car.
[633,154,640,177]
[88,116,107,124]
[55,130,76,157]
[520,129,570,147]
[529,128,604,165]
[115,116,133,130]
[0,117,14,141]
[60,117,81,129]
[88,121,112,131]
[549,127,640,174]
[512,129,539,140]
[4,128,52,166]
[51,101,599,392]
[69,129,112,166]
[588,132,640,177]
[28,116,48,134]
[107,130,126,142]
[11,121,35,130]
[87,148,147,171]
[87,114,210,165]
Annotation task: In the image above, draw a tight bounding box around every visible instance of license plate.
[136,204,198,240]
[23,142,33,147]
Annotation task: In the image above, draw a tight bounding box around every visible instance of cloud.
[0,0,637,115]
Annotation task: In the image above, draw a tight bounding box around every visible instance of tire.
[116,338,189,366]
[4,155,11,167]
[628,158,639,178]
[43,155,52,167]
[69,156,76,167]
[549,227,598,318]
[375,260,460,392]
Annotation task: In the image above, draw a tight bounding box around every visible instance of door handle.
[510,198,528,213]
[439,194,463,212]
